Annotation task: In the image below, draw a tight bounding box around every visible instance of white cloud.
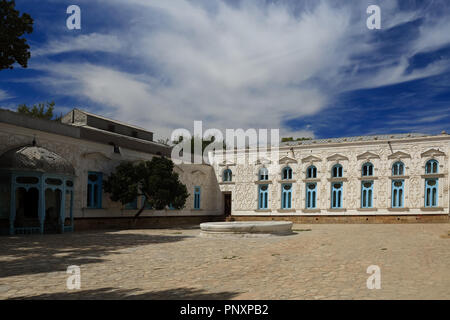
[0,89,13,102]
[25,0,450,139]
[33,33,123,57]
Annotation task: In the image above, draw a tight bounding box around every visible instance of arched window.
[282,167,293,180]
[307,166,317,179]
[425,179,438,208]
[281,184,292,209]
[392,180,404,208]
[259,167,269,181]
[258,184,269,209]
[362,162,374,177]
[306,183,317,209]
[331,182,343,209]
[392,162,404,176]
[331,164,343,178]
[361,181,374,208]
[223,169,232,182]
[194,186,201,210]
[425,160,439,174]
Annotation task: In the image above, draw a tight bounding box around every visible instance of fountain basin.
[200,221,293,238]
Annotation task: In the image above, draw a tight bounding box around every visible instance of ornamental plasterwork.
[387,151,411,160]
[421,148,446,158]
[326,153,349,162]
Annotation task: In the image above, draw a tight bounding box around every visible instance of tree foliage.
[103,157,189,218]
[281,137,313,143]
[0,0,34,70]
[17,101,61,121]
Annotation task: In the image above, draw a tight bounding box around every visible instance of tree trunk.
[133,201,146,220]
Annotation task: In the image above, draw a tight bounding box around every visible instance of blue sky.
[1,0,450,140]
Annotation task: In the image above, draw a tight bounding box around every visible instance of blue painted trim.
[331,182,343,209]
[194,186,201,210]
[281,183,292,209]
[361,180,374,208]
[391,179,405,208]
[306,182,317,209]
[424,178,438,208]
[258,184,269,209]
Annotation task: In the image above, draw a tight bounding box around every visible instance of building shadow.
[0,231,190,278]
[10,287,241,300]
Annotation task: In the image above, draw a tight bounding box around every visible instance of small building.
[0,109,222,235]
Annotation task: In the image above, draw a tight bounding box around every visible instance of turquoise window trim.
[307,165,317,179]
[392,162,404,176]
[331,182,343,209]
[194,186,201,210]
[361,180,374,208]
[281,183,292,209]
[332,164,343,178]
[259,167,269,181]
[362,162,374,177]
[424,178,438,208]
[282,166,293,180]
[391,179,404,208]
[124,197,138,210]
[258,184,269,209]
[425,160,439,174]
[306,182,317,209]
[87,171,103,209]
[142,195,153,210]
[223,169,232,182]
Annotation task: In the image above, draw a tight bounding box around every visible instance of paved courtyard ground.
[0,224,449,300]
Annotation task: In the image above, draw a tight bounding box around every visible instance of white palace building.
[0,108,449,234]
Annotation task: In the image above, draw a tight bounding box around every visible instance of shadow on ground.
[10,287,241,300]
[0,231,190,278]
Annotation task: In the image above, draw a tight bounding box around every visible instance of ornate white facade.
[212,134,450,217]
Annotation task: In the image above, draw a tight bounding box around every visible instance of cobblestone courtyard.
[0,224,449,300]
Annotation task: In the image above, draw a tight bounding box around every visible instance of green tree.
[17,101,62,121]
[0,0,34,70]
[281,137,313,143]
[103,157,189,219]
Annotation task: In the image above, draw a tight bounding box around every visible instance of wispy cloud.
[13,0,450,139]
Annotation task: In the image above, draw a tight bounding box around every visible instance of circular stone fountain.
[199,221,294,238]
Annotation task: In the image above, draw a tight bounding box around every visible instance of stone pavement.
[0,224,449,300]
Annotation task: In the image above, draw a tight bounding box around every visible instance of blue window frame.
[125,197,138,210]
[194,186,201,210]
[425,179,438,208]
[223,169,232,182]
[331,182,343,209]
[87,172,102,209]
[306,183,317,209]
[362,162,374,177]
[281,184,292,209]
[258,184,269,209]
[425,160,439,174]
[332,164,343,178]
[391,180,404,208]
[282,166,293,180]
[392,162,404,176]
[259,167,269,181]
[142,196,153,209]
[307,165,317,179]
[361,181,374,208]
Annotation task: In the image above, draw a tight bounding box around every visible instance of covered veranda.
[0,145,75,235]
